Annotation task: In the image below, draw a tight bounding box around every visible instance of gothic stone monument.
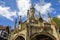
[8,4,60,40]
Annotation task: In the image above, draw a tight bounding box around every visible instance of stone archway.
[15,36,25,40]
[31,35,54,40]
[31,33,56,40]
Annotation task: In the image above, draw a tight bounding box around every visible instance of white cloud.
[0,6,17,21]
[16,0,31,17]
[34,0,55,22]
[16,0,55,22]
[59,0,60,3]
[35,3,54,14]
[0,0,55,22]
[57,15,60,18]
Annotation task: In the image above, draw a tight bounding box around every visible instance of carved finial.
[20,16,22,23]
[47,13,51,23]
[39,12,41,18]
[15,19,17,24]
[27,10,29,16]
[20,16,22,18]
[30,3,34,9]
[18,16,22,30]
[18,16,22,24]
[47,13,50,18]
[27,10,30,20]
[38,12,43,22]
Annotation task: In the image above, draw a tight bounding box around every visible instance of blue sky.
[0,0,60,29]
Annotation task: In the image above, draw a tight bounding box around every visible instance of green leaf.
[52,17,60,28]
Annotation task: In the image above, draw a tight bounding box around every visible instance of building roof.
[0,25,10,30]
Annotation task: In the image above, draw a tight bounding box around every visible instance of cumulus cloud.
[16,0,55,22]
[0,6,17,21]
[35,3,54,14]
[0,0,55,22]
[34,0,55,21]
[16,0,31,17]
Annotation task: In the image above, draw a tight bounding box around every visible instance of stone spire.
[27,10,31,22]
[39,12,41,18]
[38,12,43,22]
[27,4,36,22]
[47,13,51,23]
[27,10,30,19]
[18,16,22,30]
[29,4,35,20]
[30,4,34,9]
[14,19,17,30]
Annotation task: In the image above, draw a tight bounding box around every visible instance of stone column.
[51,24,59,40]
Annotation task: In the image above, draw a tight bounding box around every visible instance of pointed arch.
[31,32,56,40]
